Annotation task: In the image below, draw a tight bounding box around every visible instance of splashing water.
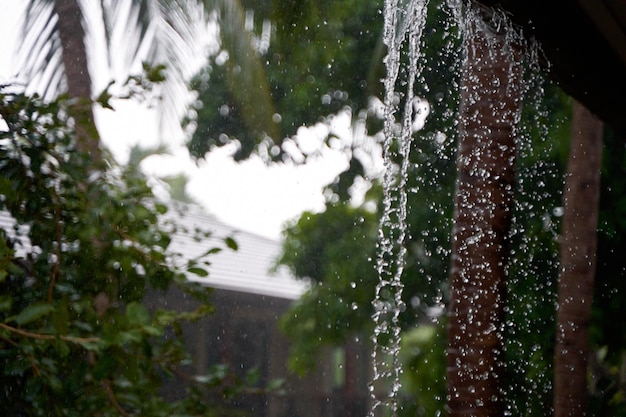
[369,0,559,415]
[369,1,429,415]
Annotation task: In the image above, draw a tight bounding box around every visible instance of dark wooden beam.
[477,0,626,135]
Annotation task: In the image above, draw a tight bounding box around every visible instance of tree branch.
[103,379,130,417]
[0,322,100,344]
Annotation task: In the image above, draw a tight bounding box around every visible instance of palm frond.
[213,0,280,145]
[141,0,207,135]
[16,0,66,99]
[15,0,277,154]
[101,0,208,138]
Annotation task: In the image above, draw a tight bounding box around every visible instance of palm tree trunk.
[446,7,523,417]
[553,100,603,417]
[53,0,102,163]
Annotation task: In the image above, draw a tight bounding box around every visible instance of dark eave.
[478,0,626,136]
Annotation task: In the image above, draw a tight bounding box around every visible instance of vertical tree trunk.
[553,101,603,417]
[52,0,106,309]
[53,0,102,163]
[446,7,523,417]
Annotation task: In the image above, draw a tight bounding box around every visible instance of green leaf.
[155,203,168,214]
[119,329,143,344]
[154,310,177,326]
[245,367,260,386]
[95,81,115,110]
[72,320,94,333]
[266,377,286,392]
[125,302,150,326]
[74,339,103,351]
[13,303,55,326]
[54,339,70,357]
[202,247,222,256]
[143,62,167,83]
[45,374,63,393]
[187,267,209,278]
[225,236,238,251]
[0,295,12,312]
[141,324,163,337]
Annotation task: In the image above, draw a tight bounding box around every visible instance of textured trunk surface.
[446,8,522,417]
[553,101,603,417]
[53,0,102,162]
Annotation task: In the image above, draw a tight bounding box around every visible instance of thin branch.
[0,322,100,344]
[103,379,130,417]
[29,352,41,377]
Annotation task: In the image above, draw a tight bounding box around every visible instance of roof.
[165,204,308,300]
[0,205,308,300]
[476,0,626,135]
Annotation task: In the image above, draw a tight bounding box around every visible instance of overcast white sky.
[0,0,357,240]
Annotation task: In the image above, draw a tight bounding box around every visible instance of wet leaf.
[142,324,163,337]
[13,303,55,326]
[266,377,285,392]
[187,267,209,277]
[53,339,70,357]
[93,354,116,381]
[225,236,238,251]
[125,302,150,326]
[0,295,12,312]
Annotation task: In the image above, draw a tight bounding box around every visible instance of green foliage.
[276,202,378,374]
[0,88,249,416]
[501,81,571,416]
[398,324,446,417]
[185,0,384,160]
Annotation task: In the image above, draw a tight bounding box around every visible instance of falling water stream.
[369,0,555,416]
[370,1,429,415]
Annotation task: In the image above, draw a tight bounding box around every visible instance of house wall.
[147,285,370,417]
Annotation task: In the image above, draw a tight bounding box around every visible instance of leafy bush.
[0,88,232,416]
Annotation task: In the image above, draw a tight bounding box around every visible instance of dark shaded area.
[146,286,370,417]
[477,0,626,136]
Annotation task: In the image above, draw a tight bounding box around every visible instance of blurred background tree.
[185,0,385,161]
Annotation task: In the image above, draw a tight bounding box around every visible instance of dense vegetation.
[0,86,258,416]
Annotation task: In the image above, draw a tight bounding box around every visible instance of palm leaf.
[15,0,277,155]
[16,1,65,99]
[101,0,207,137]
[214,0,280,150]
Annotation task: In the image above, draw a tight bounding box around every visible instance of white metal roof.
[165,204,308,300]
[0,205,308,300]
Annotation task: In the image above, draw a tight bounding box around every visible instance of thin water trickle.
[369,0,429,416]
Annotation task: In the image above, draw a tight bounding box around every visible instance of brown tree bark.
[446,7,523,417]
[553,101,603,417]
[53,0,103,163]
